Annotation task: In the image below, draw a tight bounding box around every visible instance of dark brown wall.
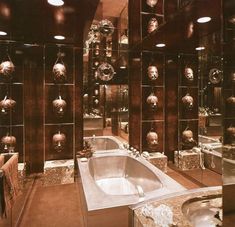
[165,55,178,160]
[24,47,44,173]
[129,52,141,150]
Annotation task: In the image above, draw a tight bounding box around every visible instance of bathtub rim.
[84,135,125,150]
[202,148,222,158]
[77,151,186,211]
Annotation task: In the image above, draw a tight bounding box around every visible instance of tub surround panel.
[148,152,167,172]
[203,148,222,174]
[43,159,74,186]
[174,150,202,171]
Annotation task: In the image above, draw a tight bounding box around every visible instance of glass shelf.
[45,123,74,126]
[179,119,198,122]
[0,124,24,127]
[0,82,23,85]
[44,83,74,86]
[141,85,164,87]
[140,11,164,17]
[142,119,164,122]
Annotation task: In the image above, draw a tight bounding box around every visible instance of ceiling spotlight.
[0,31,7,36]
[197,17,211,23]
[54,35,65,40]
[48,0,64,6]
[156,43,166,48]
[195,46,205,51]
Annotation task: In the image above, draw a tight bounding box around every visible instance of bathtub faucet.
[131,148,140,158]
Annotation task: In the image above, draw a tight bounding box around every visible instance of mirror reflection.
[83,0,129,143]
[198,41,223,176]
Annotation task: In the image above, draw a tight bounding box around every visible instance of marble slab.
[133,187,221,227]
[148,152,168,173]
[174,150,203,170]
[43,159,74,186]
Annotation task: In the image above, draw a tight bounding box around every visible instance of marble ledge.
[133,187,222,227]
[174,150,203,171]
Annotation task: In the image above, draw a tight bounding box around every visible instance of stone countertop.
[133,186,222,227]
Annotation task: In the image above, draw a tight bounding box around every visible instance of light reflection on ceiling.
[100,0,128,18]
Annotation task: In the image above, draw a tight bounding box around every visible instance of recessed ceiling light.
[0,31,7,36]
[195,46,205,51]
[54,35,65,40]
[197,17,211,23]
[156,43,166,48]
[47,0,64,6]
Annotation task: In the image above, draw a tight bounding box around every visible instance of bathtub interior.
[88,155,162,196]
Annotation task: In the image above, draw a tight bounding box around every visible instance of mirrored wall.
[83,0,129,142]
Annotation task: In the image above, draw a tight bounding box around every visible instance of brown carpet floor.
[19,183,84,227]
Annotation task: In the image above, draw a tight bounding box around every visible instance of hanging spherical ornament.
[94,98,99,105]
[0,60,15,81]
[184,67,194,82]
[147,18,158,33]
[182,129,197,149]
[227,126,235,145]
[52,96,67,118]
[182,93,194,110]
[146,131,158,150]
[0,96,16,115]
[227,96,235,107]
[52,131,66,152]
[146,0,158,8]
[1,134,16,152]
[147,65,159,81]
[146,92,158,110]
[231,71,235,83]
[53,63,67,83]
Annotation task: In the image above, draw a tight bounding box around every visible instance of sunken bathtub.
[77,152,185,227]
